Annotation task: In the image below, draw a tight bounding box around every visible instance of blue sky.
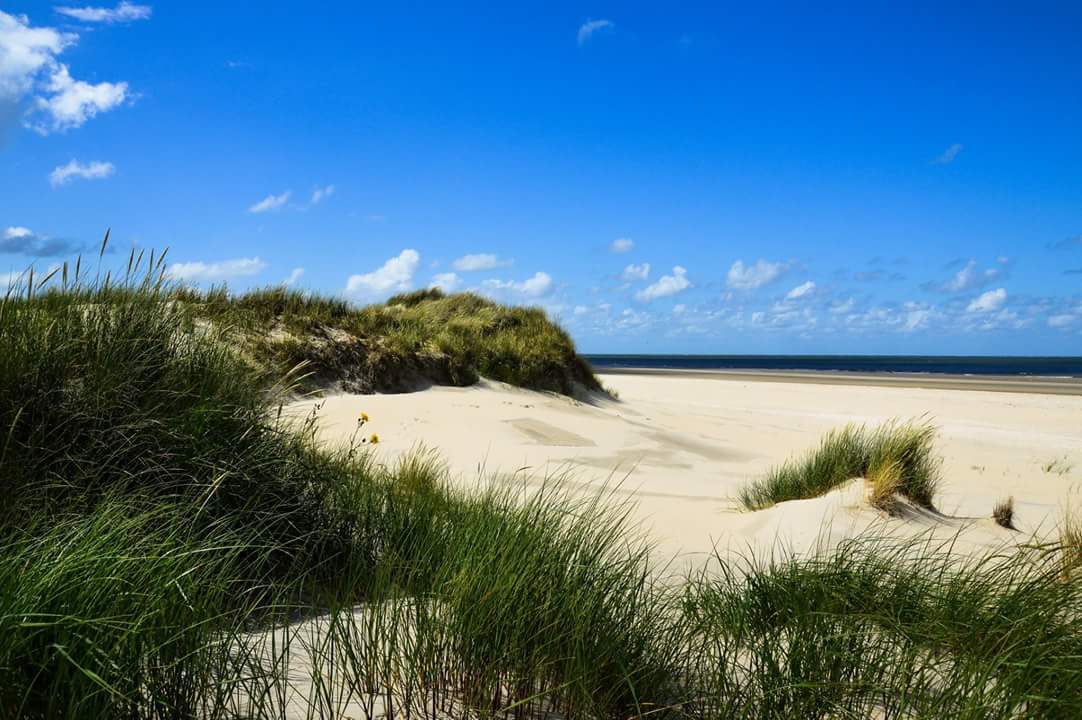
[2,2,1080,354]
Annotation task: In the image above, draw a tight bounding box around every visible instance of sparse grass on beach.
[994,496,1016,529]
[738,420,941,511]
[1044,456,1074,475]
[3,255,1082,718]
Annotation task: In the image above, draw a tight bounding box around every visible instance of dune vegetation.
[738,420,941,511]
[173,283,601,396]
[2,255,1081,718]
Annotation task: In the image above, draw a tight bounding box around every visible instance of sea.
[584,355,1082,378]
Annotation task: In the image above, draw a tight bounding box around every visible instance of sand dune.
[289,372,1082,562]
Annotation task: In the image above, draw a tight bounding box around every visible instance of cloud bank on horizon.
[2,4,1080,354]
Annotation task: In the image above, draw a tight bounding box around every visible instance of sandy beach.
[291,371,1082,562]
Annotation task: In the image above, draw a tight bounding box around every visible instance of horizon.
[2,2,1081,355]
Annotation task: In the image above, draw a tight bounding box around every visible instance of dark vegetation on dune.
[2,250,1081,718]
[174,284,601,396]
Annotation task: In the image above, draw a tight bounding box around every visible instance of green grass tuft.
[738,420,941,511]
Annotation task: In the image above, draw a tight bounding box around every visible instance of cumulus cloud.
[167,257,267,282]
[248,191,291,214]
[49,158,113,186]
[429,272,461,292]
[283,267,304,286]
[966,288,1007,313]
[482,271,553,298]
[727,259,785,290]
[54,3,152,24]
[345,249,419,296]
[932,143,963,165]
[1,11,71,99]
[577,19,613,45]
[1,225,86,256]
[609,237,633,253]
[785,280,816,300]
[451,253,512,272]
[0,12,130,134]
[29,63,128,133]
[927,258,1008,293]
[621,263,650,281]
[843,302,935,334]
[1048,314,1076,328]
[310,185,334,205]
[637,266,690,301]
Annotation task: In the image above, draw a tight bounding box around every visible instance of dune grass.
[3,259,1082,718]
[738,420,941,511]
[170,283,600,396]
[994,496,1016,529]
[683,536,1082,718]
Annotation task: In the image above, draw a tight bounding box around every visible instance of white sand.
[290,373,1082,562]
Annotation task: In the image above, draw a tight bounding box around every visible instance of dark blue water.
[584,355,1082,377]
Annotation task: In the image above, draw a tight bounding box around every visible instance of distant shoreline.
[593,366,1082,396]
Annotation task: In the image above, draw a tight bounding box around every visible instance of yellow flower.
[369,433,380,445]
[359,412,369,423]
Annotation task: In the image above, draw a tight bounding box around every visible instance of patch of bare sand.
[288,374,1082,562]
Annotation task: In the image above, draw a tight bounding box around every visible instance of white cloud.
[609,237,633,253]
[621,262,650,281]
[830,297,856,315]
[451,253,512,272]
[573,305,589,316]
[429,272,461,292]
[934,258,1007,293]
[345,249,419,296]
[903,307,931,332]
[4,226,32,239]
[785,280,816,300]
[54,3,152,23]
[1,11,130,134]
[310,185,334,205]
[1048,314,1076,328]
[49,158,114,186]
[29,63,128,134]
[167,257,267,282]
[283,267,304,286]
[637,266,690,301]
[932,143,963,165]
[0,11,71,99]
[482,271,553,298]
[248,191,291,214]
[577,19,613,45]
[966,288,1007,313]
[727,259,785,290]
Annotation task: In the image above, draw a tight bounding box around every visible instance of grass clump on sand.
[172,284,600,396]
[994,496,1016,529]
[738,420,940,511]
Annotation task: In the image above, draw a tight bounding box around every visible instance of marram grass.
[738,420,941,511]
[3,256,1082,718]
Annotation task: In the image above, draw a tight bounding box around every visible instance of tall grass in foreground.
[738,420,941,511]
[682,537,1082,719]
[3,258,1082,718]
